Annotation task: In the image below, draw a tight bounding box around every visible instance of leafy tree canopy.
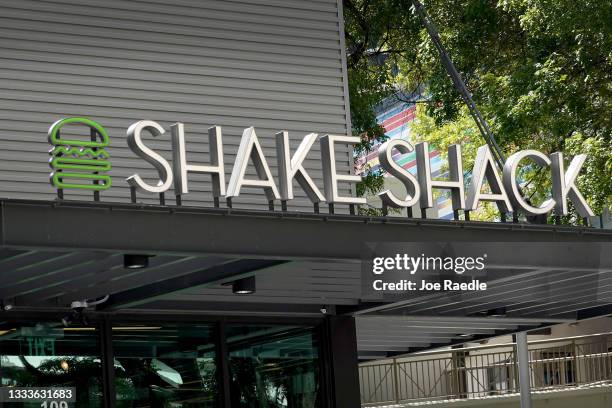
[345,0,611,216]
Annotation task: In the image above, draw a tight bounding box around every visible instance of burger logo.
[48,117,112,191]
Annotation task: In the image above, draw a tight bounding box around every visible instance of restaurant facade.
[0,1,611,407]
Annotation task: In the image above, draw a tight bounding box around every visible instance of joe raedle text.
[373,279,487,292]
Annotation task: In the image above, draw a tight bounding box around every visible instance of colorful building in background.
[357,98,454,219]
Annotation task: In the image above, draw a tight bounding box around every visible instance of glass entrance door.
[227,325,321,408]
[112,324,217,407]
[0,319,325,408]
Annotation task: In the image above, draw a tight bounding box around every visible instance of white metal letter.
[227,127,280,201]
[550,152,594,217]
[276,131,325,203]
[171,123,226,197]
[126,120,173,194]
[320,135,367,205]
[416,142,465,210]
[502,150,554,215]
[466,145,513,212]
[377,139,420,208]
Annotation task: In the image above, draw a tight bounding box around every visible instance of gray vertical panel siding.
[0,0,353,211]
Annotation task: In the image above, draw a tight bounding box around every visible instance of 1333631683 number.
[1,387,75,404]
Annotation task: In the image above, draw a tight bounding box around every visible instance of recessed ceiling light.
[487,307,507,317]
[232,276,256,294]
[124,254,149,269]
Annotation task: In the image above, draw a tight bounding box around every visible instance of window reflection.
[227,325,320,408]
[112,324,216,407]
[0,321,323,407]
[0,322,103,407]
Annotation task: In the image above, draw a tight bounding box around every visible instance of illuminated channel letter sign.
[48,117,112,191]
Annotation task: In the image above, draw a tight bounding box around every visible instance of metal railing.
[360,333,612,405]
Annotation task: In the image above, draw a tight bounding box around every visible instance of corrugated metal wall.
[0,0,352,211]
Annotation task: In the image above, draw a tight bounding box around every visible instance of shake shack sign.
[47,117,594,217]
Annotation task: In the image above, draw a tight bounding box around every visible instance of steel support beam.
[383,323,551,358]
[411,0,505,168]
[516,331,533,408]
[321,316,361,408]
[98,259,287,310]
[215,320,232,408]
[1,199,609,260]
[124,300,329,316]
[100,317,116,408]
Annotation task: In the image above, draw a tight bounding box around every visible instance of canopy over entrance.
[1,198,611,359]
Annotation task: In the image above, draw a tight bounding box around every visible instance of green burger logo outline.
[48,117,112,191]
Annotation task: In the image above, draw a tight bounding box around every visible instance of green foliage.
[411,105,481,170]
[344,0,421,192]
[344,0,611,217]
[356,165,385,197]
[565,133,612,213]
[410,105,499,220]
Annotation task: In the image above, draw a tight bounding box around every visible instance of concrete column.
[516,331,532,408]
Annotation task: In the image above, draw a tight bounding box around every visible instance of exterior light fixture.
[487,307,507,317]
[1,300,13,311]
[232,277,256,294]
[124,254,149,269]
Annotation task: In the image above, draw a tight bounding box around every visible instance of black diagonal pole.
[411,0,506,169]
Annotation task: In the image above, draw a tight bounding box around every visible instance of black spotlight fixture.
[487,307,507,317]
[124,254,149,269]
[232,276,256,294]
